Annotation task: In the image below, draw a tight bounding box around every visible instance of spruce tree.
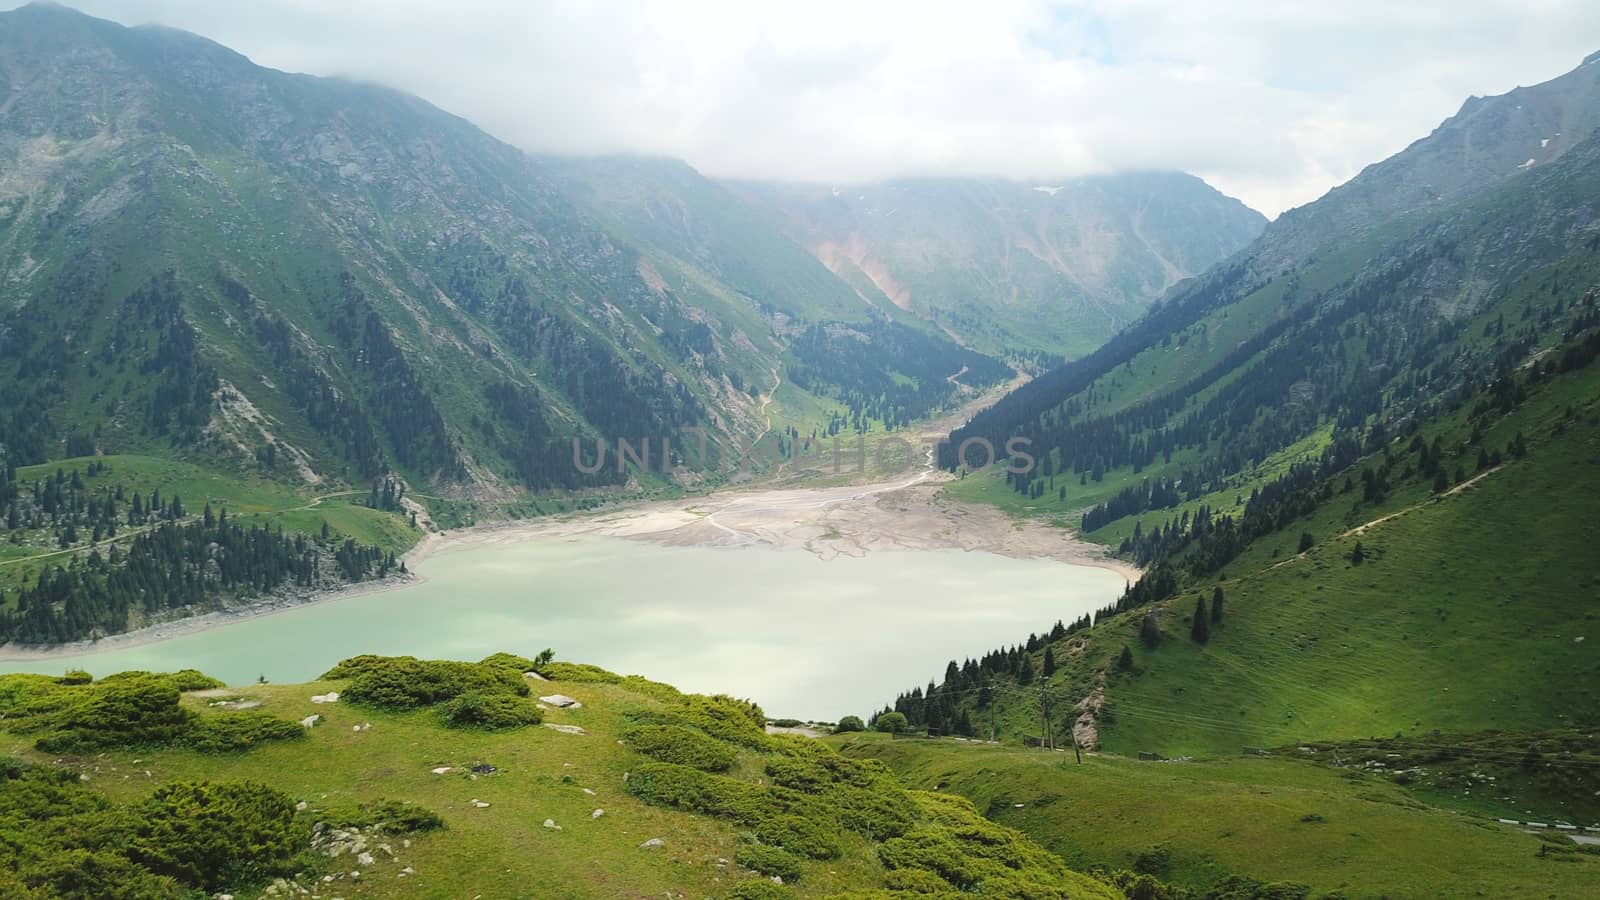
[1017,654,1035,685]
[1042,645,1057,677]
[1117,644,1135,671]
[1190,597,1210,643]
[1211,585,1224,624]
[1139,611,1162,648]
[1351,542,1366,565]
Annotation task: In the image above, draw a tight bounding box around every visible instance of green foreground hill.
[1,655,1142,899]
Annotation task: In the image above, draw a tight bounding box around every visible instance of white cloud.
[23,1,1600,216]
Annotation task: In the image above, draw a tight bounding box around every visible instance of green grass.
[838,736,1600,899]
[1024,358,1600,765]
[0,661,1137,899]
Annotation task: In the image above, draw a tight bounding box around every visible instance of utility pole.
[1040,683,1053,750]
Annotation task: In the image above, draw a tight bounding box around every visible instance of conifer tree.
[1190,597,1210,643]
[1117,644,1135,671]
[1139,611,1162,648]
[1351,542,1366,565]
[1042,645,1057,677]
[1211,585,1224,624]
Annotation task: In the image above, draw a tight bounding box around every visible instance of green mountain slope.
[877,310,1600,816]
[0,4,1014,498]
[877,53,1600,815]
[726,174,1267,362]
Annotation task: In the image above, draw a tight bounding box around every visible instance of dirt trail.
[1339,465,1502,540]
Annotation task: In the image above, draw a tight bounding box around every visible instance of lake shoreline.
[0,471,1138,667]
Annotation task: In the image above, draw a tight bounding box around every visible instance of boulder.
[538,694,581,708]
[639,837,665,849]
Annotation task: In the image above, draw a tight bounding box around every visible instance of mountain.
[0,4,1269,506]
[886,51,1600,767]
[0,3,996,499]
[726,174,1267,362]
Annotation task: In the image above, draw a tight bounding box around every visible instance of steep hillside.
[876,314,1600,817]
[727,174,1266,362]
[0,3,1012,504]
[943,52,1600,532]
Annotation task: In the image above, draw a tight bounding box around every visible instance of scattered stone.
[544,723,587,735]
[356,852,374,866]
[310,692,340,704]
[639,838,665,849]
[524,671,548,681]
[543,819,561,830]
[539,694,581,708]
[471,764,497,774]
[471,800,490,808]
[430,767,453,775]
[402,866,415,875]
[296,800,309,812]
[351,722,372,732]
[591,809,604,819]
[299,715,321,729]
[581,788,596,796]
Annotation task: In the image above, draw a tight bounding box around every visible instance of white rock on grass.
[544,723,587,735]
[310,691,340,704]
[430,767,453,775]
[299,715,321,729]
[591,809,604,819]
[639,838,665,849]
[538,694,581,708]
[471,800,490,808]
[543,819,562,830]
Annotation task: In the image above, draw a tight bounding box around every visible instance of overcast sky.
[24,1,1600,217]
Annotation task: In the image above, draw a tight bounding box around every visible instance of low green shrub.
[183,712,305,753]
[326,655,529,709]
[735,844,803,881]
[677,693,771,748]
[882,866,952,892]
[834,715,866,733]
[131,780,301,892]
[477,652,538,672]
[755,814,843,860]
[324,799,445,834]
[34,674,194,752]
[618,674,684,703]
[437,692,543,730]
[826,784,917,840]
[624,725,738,772]
[625,762,771,824]
[54,670,93,686]
[169,669,225,692]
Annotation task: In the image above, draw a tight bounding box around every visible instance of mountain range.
[0,2,1261,499]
